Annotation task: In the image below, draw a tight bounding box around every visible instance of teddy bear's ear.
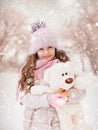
[43,68,51,83]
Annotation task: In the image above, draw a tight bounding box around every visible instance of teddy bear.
[31,61,92,130]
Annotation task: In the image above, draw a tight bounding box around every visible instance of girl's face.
[37,46,55,61]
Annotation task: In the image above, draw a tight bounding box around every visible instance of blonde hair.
[18,49,69,93]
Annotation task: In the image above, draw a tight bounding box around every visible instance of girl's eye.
[39,48,43,51]
[48,46,53,49]
[62,73,64,76]
[65,73,68,75]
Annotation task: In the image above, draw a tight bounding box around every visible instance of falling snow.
[0,0,98,130]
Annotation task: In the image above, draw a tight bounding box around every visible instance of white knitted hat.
[29,21,58,54]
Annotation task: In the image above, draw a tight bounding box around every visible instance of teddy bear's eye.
[62,73,64,76]
[65,73,68,75]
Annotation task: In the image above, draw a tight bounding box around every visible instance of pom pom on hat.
[31,21,46,33]
[29,21,58,54]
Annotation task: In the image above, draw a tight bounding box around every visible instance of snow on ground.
[0,71,24,130]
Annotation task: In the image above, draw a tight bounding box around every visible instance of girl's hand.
[51,93,66,108]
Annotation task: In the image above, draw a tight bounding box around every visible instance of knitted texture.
[29,21,58,54]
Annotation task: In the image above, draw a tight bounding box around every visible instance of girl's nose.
[44,49,49,54]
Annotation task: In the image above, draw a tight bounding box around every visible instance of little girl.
[17,21,85,130]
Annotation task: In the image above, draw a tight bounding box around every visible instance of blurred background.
[0,0,98,130]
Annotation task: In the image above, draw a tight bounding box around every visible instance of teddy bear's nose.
[65,78,73,84]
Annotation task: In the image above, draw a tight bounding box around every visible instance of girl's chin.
[43,56,52,61]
